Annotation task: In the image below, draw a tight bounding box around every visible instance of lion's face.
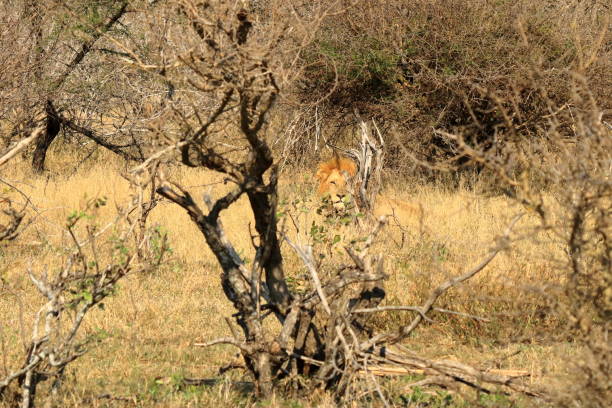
[317,168,348,196]
[315,156,357,211]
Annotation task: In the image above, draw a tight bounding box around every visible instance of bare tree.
[115,1,544,401]
[0,45,168,403]
[434,53,610,407]
[1,1,606,405]
[0,0,149,172]
[0,171,168,408]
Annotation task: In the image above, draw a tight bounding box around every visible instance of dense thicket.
[289,0,610,176]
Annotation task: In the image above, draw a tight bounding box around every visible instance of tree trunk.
[31,100,60,173]
[254,352,273,397]
[247,187,291,312]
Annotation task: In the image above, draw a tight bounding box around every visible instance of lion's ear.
[315,169,326,182]
[339,158,357,177]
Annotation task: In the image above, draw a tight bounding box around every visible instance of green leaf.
[81,291,93,303]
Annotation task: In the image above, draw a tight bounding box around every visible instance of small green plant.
[0,188,169,406]
[149,225,172,263]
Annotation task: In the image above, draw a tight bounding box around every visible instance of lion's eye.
[330,181,336,185]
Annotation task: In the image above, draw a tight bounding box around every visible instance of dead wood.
[120,2,549,404]
[0,170,168,407]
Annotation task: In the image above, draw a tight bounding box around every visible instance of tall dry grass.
[0,0,607,405]
[1,146,573,406]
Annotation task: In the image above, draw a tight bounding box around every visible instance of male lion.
[315,154,357,202]
[315,154,421,221]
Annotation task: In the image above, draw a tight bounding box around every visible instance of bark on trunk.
[31,100,60,173]
[247,187,291,312]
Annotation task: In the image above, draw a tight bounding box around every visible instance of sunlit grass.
[1,150,572,406]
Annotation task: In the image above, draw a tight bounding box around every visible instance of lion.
[315,155,421,222]
[315,154,358,200]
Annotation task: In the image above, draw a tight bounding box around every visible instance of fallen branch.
[358,365,529,378]
[0,127,44,168]
[379,349,547,399]
[193,337,253,353]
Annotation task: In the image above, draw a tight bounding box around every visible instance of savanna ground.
[1,147,576,407]
[1,1,609,406]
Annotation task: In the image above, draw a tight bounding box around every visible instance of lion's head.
[315,154,357,210]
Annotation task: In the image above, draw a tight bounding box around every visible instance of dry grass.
[1,1,606,405]
[1,149,576,407]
